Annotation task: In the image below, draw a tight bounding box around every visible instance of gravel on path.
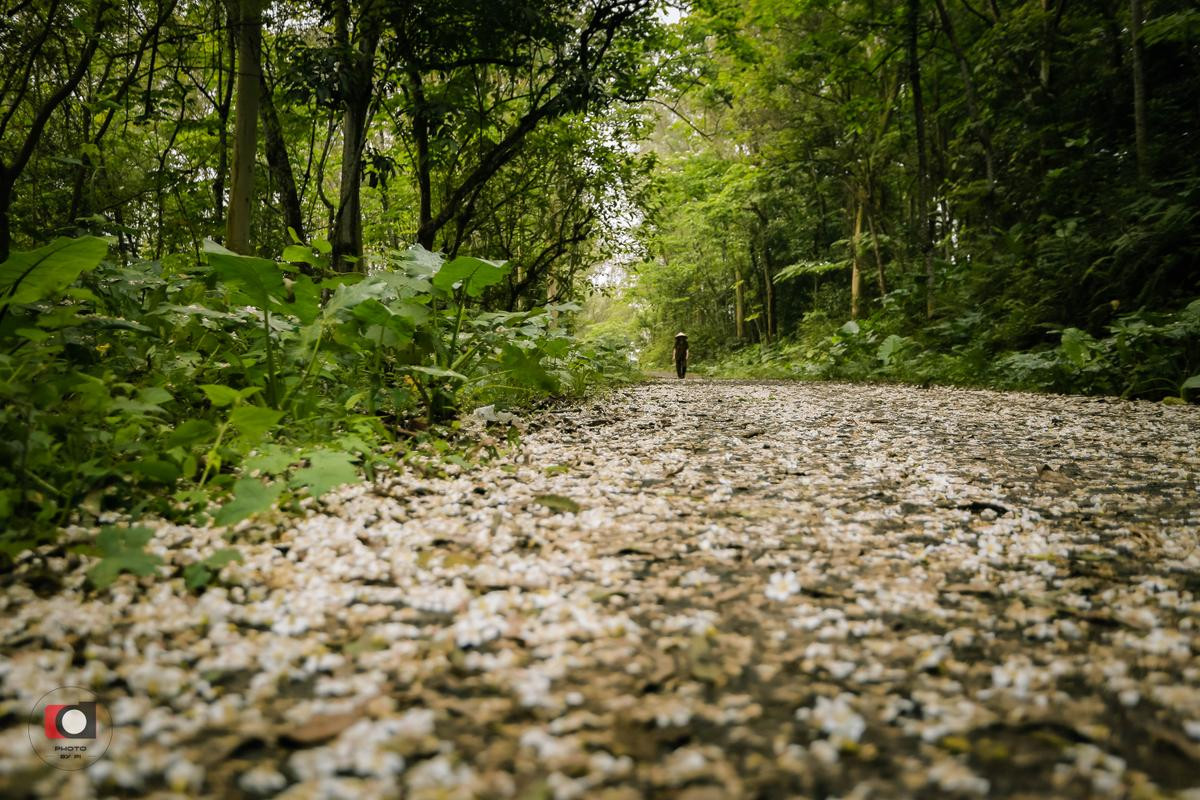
[2,379,1199,799]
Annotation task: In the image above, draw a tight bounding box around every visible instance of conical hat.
[675,331,687,338]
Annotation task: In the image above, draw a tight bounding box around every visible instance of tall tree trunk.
[409,68,434,250]
[331,0,380,272]
[260,72,305,242]
[214,7,235,231]
[908,0,935,318]
[225,0,261,254]
[1130,0,1149,181]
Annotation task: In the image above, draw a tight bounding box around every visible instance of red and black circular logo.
[28,687,112,770]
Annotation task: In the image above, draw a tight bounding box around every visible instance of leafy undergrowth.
[689,299,1200,403]
[0,236,637,568]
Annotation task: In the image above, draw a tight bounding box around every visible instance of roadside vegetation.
[630,0,1199,402]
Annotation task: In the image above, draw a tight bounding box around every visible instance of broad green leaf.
[1181,375,1200,391]
[213,478,283,526]
[289,449,358,498]
[392,244,443,276]
[166,419,216,448]
[139,386,174,406]
[499,344,558,391]
[182,562,211,590]
[0,236,110,310]
[1059,328,1093,368]
[229,405,284,443]
[184,547,244,590]
[129,458,181,484]
[324,278,389,317]
[432,255,510,297]
[15,328,50,342]
[282,244,319,266]
[244,443,299,475]
[204,240,286,312]
[840,320,860,335]
[87,526,162,589]
[290,274,321,325]
[200,384,241,408]
[877,334,905,366]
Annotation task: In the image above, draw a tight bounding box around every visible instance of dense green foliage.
[0,235,636,557]
[1,0,657,557]
[632,0,1200,399]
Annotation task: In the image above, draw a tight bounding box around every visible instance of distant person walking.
[673,332,689,379]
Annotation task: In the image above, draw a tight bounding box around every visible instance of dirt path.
[3,379,1200,798]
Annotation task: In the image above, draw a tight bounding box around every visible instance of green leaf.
[432,255,510,298]
[499,344,558,391]
[840,320,860,335]
[352,298,419,338]
[139,386,174,406]
[1180,374,1200,391]
[289,449,359,498]
[393,244,443,276]
[183,562,212,590]
[1059,328,1094,368]
[282,244,319,265]
[204,240,286,312]
[213,478,283,526]
[184,547,244,590]
[0,236,110,310]
[129,458,181,484]
[87,526,163,589]
[407,365,469,382]
[166,419,216,449]
[532,494,581,514]
[877,334,905,366]
[200,384,241,408]
[244,443,299,475]
[229,405,284,443]
[290,274,321,325]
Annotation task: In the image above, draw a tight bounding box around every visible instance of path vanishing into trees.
[3,380,1200,798]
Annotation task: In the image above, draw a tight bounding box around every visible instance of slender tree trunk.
[1130,0,1149,181]
[314,114,338,234]
[750,237,774,343]
[1040,0,1052,90]
[260,72,305,242]
[867,206,887,296]
[850,200,864,320]
[225,0,261,254]
[908,0,935,318]
[409,68,434,250]
[331,0,380,271]
[214,7,235,230]
[725,237,744,339]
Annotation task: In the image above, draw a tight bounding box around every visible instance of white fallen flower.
[809,694,866,743]
[765,570,801,601]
